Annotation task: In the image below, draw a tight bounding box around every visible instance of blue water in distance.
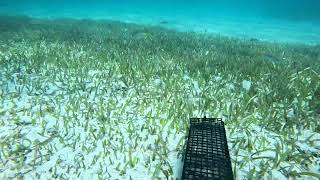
[0,0,319,43]
[1,0,319,21]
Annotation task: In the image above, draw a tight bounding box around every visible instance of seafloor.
[0,16,320,179]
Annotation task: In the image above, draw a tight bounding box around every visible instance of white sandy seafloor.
[0,47,320,179]
[1,69,319,179]
[0,66,185,178]
[94,14,320,45]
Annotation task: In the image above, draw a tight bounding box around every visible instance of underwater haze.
[0,0,320,43]
[0,0,320,180]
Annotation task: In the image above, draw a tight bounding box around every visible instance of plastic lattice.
[181,117,233,180]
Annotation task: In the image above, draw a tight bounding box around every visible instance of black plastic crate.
[181,117,233,180]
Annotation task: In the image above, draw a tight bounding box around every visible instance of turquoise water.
[1,0,320,44]
[1,1,320,179]
[1,0,319,20]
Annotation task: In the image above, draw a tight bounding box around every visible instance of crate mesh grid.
[182,117,233,180]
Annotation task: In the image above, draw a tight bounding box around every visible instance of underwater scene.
[0,0,320,179]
